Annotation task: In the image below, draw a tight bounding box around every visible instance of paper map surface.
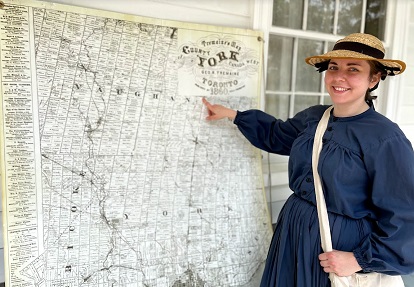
[0,1,272,286]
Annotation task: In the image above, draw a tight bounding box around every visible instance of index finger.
[202,97,211,107]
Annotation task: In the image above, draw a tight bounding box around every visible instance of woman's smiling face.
[324,59,378,107]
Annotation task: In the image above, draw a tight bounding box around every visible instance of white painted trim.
[269,26,342,42]
[253,0,273,110]
[388,0,411,122]
[380,0,409,121]
[151,0,251,17]
[333,0,340,35]
[289,39,299,117]
[303,0,309,30]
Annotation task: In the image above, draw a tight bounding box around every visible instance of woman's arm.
[202,98,328,154]
[354,135,414,275]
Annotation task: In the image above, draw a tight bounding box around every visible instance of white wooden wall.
[398,0,414,143]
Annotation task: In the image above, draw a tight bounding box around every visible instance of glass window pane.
[307,0,335,33]
[265,94,290,120]
[272,0,303,29]
[327,41,335,51]
[337,0,363,35]
[364,0,387,40]
[296,39,324,92]
[267,35,293,92]
[294,95,320,115]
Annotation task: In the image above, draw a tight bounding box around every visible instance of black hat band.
[333,41,385,59]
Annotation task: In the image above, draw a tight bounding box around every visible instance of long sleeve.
[353,134,414,275]
[233,106,327,155]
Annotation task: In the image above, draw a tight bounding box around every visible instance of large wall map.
[0,0,272,286]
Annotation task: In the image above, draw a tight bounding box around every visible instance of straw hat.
[305,33,406,75]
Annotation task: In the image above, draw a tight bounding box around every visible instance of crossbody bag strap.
[312,106,352,286]
[311,106,334,253]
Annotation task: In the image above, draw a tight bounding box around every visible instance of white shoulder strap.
[312,106,348,285]
[312,106,334,253]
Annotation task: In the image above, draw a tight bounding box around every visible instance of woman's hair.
[366,60,388,103]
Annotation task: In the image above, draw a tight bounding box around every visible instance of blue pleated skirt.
[260,194,373,287]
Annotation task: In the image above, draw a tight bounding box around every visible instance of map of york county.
[0,0,272,286]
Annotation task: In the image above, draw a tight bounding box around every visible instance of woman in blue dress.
[202,33,414,286]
